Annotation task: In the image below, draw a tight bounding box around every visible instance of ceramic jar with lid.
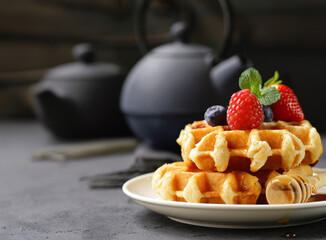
[34,43,131,139]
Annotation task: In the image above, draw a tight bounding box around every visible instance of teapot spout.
[210,55,253,106]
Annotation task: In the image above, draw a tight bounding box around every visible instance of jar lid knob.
[72,43,95,63]
[170,22,189,43]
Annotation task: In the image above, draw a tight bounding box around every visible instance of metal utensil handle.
[134,0,233,58]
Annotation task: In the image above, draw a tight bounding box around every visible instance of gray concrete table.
[1,120,326,240]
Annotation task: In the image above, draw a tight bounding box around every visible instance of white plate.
[122,173,326,229]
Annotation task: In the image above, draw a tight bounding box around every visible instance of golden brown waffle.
[152,162,314,204]
[152,162,262,204]
[285,163,314,176]
[177,120,322,172]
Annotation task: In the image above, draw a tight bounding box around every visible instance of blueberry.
[204,105,227,126]
[262,105,274,122]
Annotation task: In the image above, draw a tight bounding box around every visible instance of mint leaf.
[258,87,281,105]
[239,68,262,96]
[238,68,281,105]
[264,71,282,87]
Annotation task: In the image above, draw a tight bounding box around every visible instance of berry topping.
[262,105,274,122]
[239,68,281,106]
[269,84,304,121]
[227,89,264,130]
[225,68,280,130]
[204,105,227,126]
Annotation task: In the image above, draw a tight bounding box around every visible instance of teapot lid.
[151,22,213,58]
[43,43,122,81]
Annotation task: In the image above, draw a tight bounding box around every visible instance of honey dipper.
[266,172,326,204]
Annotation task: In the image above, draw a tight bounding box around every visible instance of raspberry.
[227,89,264,130]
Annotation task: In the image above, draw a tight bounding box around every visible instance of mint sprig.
[264,71,282,87]
[259,87,281,105]
[239,68,281,105]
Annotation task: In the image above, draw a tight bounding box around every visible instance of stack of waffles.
[152,120,323,204]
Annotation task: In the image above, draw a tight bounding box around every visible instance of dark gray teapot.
[34,43,131,139]
[120,0,252,151]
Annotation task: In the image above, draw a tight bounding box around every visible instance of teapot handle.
[135,0,232,59]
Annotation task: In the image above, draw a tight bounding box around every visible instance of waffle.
[152,162,314,204]
[177,120,322,172]
[152,162,262,204]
